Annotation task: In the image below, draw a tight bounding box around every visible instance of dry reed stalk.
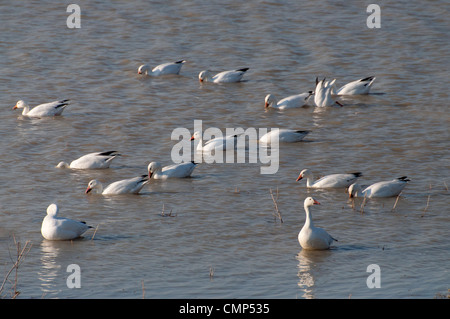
[90,225,99,241]
[209,267,215,281]
[392,192,402,211]
[161,203,175,217]
[423,195,431,213]
[360,195,368,214]
[0,236,32,298]
[269,187,283,223]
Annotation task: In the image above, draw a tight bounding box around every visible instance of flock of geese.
[13,59,409,250]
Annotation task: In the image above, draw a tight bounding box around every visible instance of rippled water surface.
[0,1,448,299]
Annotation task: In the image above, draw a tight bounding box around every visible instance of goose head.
[85,179,102,194]
[264,94,276,108]
[304,196,321,208]
[46,203,59,217]
[147,162,162,179]
[198,70,211,82]
[13,100,27,110]
[138,64,150,75]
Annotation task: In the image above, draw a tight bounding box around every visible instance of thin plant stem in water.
[269,187,283,223]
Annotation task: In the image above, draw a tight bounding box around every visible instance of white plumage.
[138,60,186,76]
[190,131,239,153]
[198,68,249,83]
[85,175,149,195]
[13,99,70,117]
[41,203,93,241]
[348,176,410,198]
[148,161,197,180]
[259,129,309,144]
[296,169,362,188]
[313,78,342,107]
[264,92,313,110]
[298,197,337,250]
[56,151,120,169]
[335,76,376,95]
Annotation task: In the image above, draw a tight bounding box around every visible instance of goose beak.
[85,187,92,194]
[336,101,343,107]
[190,136,195,141]
[296,174,303,182]
[313,199,321,205]
[12,104,18,110]
[148,171,153,179]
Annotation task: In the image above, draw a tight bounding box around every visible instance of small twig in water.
[360,195,368,214]
[161,204,176,217]
[0,236,32,298]
[423,195,431,214]
[90,225,99,241]
[392,192,402,211]
[269,187,283,223]
[209,267,215,281]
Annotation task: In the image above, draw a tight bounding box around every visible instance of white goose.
[264,92,313,110]
[41,203,93,241]
[148,161,197,180]
[334,76,376,95]
[56,151,120,169]
[298,197,337,250]
[85,175,149,195]
[314,78,343,107]
[198,68,249,83]
[190,131,238,153]
[348,176,410,198]
[259,129,310,145]
[137,60,186,76]
[296,169,362,188]
[13,99,70,117]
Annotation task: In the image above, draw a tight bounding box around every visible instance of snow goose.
[298,197,337,250]
[348,176,410,198]
[41,203,93,241]
[264,92,313,110]
[190,131,239,152]
[259,129,310,144]
[314,78,342,107]
[85,175,149,195]
[13,99,70,117]
[198,68,249,83]
[137,60,186,76]
[296,169,362,188]
[56,151,120,169]
[334,76,376,95]
[148,161,197,180]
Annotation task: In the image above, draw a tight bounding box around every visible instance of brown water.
[0,1,448,299]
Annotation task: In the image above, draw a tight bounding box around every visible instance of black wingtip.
[175,60,186,64]
[360,76,375,82]
[99,151,119,156]
[352,172,363,177]
[398,176,410,182]
[237,68,249,72]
